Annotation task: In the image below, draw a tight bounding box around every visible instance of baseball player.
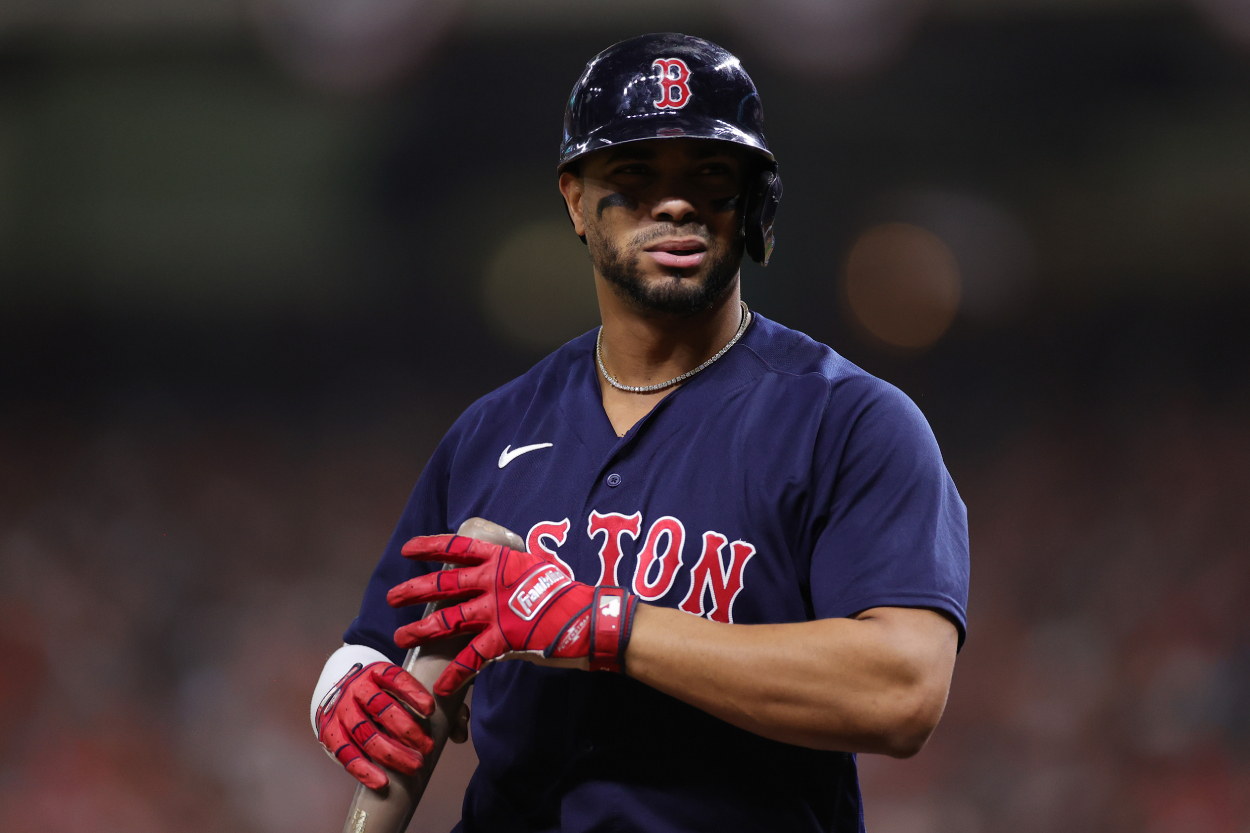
[311,33,969,833]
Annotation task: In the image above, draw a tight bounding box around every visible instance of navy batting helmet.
[559,33,783,266]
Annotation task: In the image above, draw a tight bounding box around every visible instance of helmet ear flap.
[744,166,783,266]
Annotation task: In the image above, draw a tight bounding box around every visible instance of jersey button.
[606,473,622,487]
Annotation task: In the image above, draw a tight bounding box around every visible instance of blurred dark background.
[2,1,1249,831]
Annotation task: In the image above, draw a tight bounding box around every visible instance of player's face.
[560,139,747,316]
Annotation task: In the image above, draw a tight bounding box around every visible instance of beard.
[587,223,743,316]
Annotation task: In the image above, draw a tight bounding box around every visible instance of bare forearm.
[623,605,958,757]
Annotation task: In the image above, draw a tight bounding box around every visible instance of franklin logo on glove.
[508,565,571,620]
[388,534,640,695]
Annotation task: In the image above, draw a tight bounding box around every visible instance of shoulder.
[741,313,920,429]
[442,329,598,440]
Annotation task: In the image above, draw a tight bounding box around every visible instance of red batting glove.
[388,534,638,696]
[314,661,436,789]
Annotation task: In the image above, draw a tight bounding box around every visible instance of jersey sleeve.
[808,377,969,647]
[341,429,459,664]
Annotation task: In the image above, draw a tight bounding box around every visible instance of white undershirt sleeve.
[310,643,394,733]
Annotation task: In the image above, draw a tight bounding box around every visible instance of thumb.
[450,703,471,744]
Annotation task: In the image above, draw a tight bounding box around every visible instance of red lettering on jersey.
[652,58,692,110]
[587,510,642,586]
[526,518,574,579]
[677,531,756,623]
[632,516,685,601]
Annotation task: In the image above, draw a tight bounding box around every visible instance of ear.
[558,170,587,239]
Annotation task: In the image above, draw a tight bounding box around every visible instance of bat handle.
[338,519,524,833]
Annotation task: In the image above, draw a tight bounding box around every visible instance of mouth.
[644,238,707,270]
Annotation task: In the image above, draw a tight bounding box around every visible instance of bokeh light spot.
[842,222,961,351]
[481,221,597,351]
[1190,0,1250,48]
[885,189,1036,323]
[248,0,461,94]
[723,0,932,79]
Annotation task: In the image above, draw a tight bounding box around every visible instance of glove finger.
[401,534,513,566]
[387,569,476,608]
[342,697,424,776]
[394,604,486,650]
[434,630,507,697]
[345,756,389,791]
[370,664,436,720]
[359,725,424,775]
[357,683,434,757]
[320,717,388,790]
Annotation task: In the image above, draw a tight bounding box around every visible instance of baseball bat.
[340,517,525,833]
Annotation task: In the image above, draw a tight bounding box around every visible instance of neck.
[594,274,745,389]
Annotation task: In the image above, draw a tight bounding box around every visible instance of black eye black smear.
[710,195,739,213]
[597,192,638,217]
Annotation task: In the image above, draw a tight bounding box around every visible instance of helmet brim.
[558,112,774,172]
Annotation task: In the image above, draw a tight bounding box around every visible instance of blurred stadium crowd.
[2,1,1250,831]
[1,391,1247,832]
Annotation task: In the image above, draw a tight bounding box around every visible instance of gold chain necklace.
[596,301,751,394]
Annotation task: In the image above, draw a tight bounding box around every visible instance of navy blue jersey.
[346,312,969,833]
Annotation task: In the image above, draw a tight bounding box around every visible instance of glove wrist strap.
[589,586,637,674]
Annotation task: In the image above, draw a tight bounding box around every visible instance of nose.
[651,192,698,226]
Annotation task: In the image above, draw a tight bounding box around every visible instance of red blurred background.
[1,2,1249,831]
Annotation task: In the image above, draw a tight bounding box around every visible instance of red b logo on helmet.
[652,58,692,109]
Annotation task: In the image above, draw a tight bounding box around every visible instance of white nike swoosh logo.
[498,443,554,468]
